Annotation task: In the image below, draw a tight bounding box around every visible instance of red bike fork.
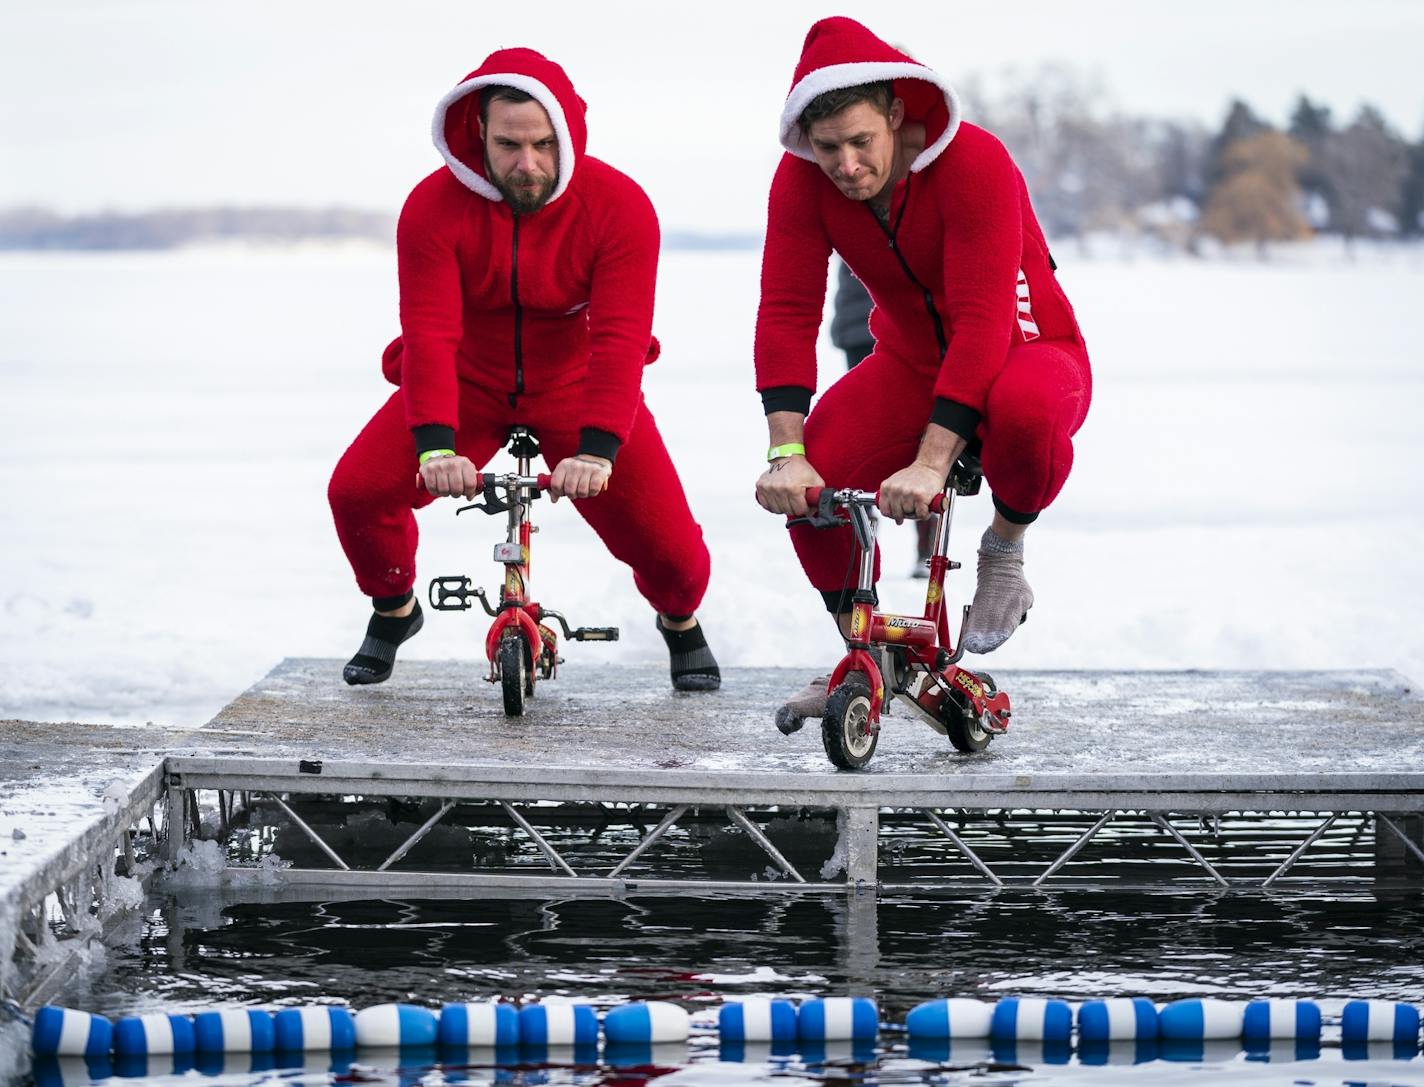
[485,449,543,678]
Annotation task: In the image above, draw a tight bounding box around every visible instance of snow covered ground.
[1,244,1421,727]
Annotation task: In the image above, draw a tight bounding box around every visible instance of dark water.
[27,886,1424,1087]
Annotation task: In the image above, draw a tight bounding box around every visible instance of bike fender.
[829,649,884,724]
[484,609,543,664]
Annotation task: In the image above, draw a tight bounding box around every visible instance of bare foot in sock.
[775,674,832,734]
[344,598,424,685]
[964,527,1033,654]
[657,614,721,691]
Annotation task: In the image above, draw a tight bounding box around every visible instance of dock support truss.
[1,765,167,1005]
[159,758,1424,895]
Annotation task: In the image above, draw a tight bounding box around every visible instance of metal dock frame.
[164,757,1424,894]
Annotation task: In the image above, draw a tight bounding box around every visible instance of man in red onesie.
[753,18,1091,726]
[329,48,719,692]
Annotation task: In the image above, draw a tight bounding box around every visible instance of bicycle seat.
[949,440,983,497]
[506,426,541,458]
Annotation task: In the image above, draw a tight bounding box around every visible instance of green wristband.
[767,442,806,462]
[418,448,457,466]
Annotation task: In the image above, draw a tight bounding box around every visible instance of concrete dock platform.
[202,659,1423,775]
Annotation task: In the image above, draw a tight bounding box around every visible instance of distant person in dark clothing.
[830,260,875,369]
[829,259,936,574]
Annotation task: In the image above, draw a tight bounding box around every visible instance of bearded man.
[329,48,719,691]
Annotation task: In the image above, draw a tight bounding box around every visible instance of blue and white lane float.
[1077,998,1157,1042]
[271,1007,357,1051]
[31,1009,113,1058]
[797,998,878,1041]
[1241,999,1321,1040]
[354,1004,439,1048]
[989,998,1073,1041]
[193,1009,276,1053]
[603,1002,689,1044]
[1157,999,1244,1040]
[718,998,797,1042]
[112,1013,196,1055]
[904,998,994,1039]
[1340,1000,1422,1043]
[439,1002,520,1047]
[518,1004,598,1046]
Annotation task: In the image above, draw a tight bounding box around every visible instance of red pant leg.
[328,386,507,598]
[790,352,936,600]
[528,391,711,617]
[978,340,1091,517]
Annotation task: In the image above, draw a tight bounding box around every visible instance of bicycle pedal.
[428,575,475,611]
[572,626,619,642]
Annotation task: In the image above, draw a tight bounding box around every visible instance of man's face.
[806,99,904,203]
[481,98,559,213]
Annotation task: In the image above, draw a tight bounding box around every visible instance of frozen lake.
[1,244,1422,726]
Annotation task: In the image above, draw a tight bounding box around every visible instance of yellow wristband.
[418,448,457,466]
[767,442,806,462]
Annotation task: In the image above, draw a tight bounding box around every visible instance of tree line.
[2,70,1419,253]
[965,64,1423,249]
[0,206,394,251]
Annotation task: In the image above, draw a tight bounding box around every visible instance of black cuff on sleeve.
[412,424,456,456]
[820,586,878,615]
[760,385,814,416]
[930,398,982,441]
[577,427,622,464]
[993,496,1040,526]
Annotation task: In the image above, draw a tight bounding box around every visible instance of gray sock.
[963,529,1033,654]
[979,526,1025,554]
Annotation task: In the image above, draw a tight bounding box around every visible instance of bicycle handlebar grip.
[537,473,552,489]
[803,486,824,506]
[863,489,947,516]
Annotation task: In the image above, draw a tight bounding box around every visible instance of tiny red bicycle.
[427,427,618,716]
[789,453,1012,769]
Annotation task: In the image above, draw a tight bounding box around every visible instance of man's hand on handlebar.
[419,453,481,499]
[550,454,612,502]
[756,454,824,518]
[880,424,967,523]
[879,458,963,523]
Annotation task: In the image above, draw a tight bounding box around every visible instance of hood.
[431,47,588,205]
[778,17,962,173]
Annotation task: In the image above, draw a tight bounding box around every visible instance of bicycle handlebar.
[474,472,553,492]
[802,487,947,515]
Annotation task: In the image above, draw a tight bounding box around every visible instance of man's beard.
[490,165,555,213]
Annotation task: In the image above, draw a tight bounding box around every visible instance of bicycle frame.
[427,427,619,712]
[479,455,552,683]
[807,484,1008,738]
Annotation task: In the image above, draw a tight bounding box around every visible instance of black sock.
[657,616,721,692]
[343,598,424,686]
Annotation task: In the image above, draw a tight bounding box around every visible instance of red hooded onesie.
[329,49,709,615]
[755,18,1092,606]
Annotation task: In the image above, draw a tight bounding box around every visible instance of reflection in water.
[93,888,1424,1012]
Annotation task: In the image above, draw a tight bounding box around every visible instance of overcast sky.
[3,0,1421,232]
